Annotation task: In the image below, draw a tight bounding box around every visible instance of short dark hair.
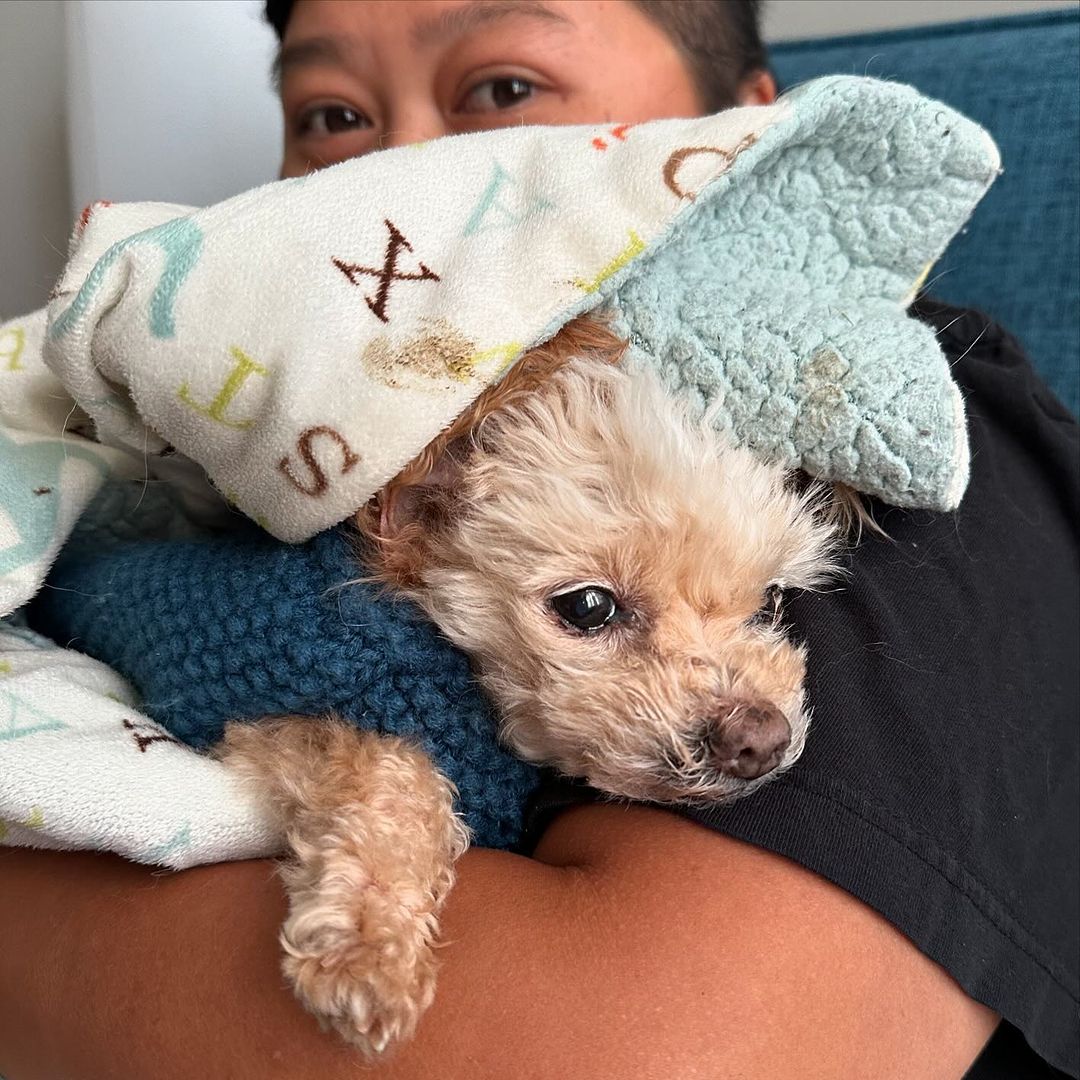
[635,1,767,110]
[264,1,767,111]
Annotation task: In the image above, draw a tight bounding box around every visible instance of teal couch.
[771,10,1080,415]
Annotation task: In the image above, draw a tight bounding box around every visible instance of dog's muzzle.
[705,700,791,780]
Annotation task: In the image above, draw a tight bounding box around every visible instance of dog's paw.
[281,878,441,1056]
[225,718,468,1052]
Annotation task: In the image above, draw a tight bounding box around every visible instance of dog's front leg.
[216,716,469,1055]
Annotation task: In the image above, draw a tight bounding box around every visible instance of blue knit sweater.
[30,509,540,850]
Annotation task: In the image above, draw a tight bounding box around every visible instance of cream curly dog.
[219,314,840,1053]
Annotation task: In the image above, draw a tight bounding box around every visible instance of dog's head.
[359,318,839,804]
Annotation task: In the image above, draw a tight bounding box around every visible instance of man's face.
[276,0,770,177]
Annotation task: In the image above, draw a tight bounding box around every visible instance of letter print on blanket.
[462,160,555,236]
[3,77,1003,868]
[39,80,1001,548]
[333,219,441,324]
[49,217,203,341]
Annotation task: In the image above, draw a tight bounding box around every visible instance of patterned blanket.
[0,76,998,866]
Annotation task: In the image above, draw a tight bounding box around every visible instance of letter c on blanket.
[662,137,759,201]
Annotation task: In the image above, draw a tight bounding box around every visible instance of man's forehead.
[274,0,573,84]
[411,0,571,46]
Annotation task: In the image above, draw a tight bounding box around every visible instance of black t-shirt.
[522,300,1080,1079]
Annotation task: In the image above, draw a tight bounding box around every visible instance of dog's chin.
[503,705,810,806]
[576,746,804,806]
[598,771,763,806]
[563,764,738,806]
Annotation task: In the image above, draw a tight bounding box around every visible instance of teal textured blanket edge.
[598,76,999,510]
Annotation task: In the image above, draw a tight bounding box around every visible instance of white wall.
[0,0,1076,318]
[0,0,71,319]
[65,0,281,214]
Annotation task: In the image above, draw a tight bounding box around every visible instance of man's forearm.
[0,807,997,1080]
[0,843,579,1080]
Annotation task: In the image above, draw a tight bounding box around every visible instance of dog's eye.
[750,584,784,628]
[549,587,619,633]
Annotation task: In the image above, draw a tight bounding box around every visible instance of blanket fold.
[1,76,1000,867]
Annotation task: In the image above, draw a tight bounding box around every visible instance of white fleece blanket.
[0,102,792,866]
[0,78,998,868]
[42,103,787,544]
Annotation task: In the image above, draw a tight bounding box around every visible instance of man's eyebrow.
[270,3,571,89]
[411,1,572,47]
[271,36,353,90]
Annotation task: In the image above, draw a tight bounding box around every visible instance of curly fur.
[228,313,841,1053]
[217,716,468,1055]
[360,315,839,803]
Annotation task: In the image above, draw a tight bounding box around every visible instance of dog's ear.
[356,442,467,589]
[377,448,464,540]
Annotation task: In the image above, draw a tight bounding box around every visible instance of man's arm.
[0,804,996,1080]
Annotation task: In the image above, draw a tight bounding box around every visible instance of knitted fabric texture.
[30,506,539,851]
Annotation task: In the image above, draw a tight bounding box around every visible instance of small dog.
[219,314,840,1053]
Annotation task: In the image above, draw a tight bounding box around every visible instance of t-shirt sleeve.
[520,301,1080,1079]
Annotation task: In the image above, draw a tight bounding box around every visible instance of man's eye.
[459,77,535,114]
[297,104,370,136]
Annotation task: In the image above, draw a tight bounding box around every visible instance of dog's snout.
[707,702,791,780]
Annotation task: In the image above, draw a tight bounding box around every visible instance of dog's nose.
[707,702,791,780]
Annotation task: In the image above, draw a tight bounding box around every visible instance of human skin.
[0,2,999,1076]
[276,0,776,175]
[0,807,996,1080]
